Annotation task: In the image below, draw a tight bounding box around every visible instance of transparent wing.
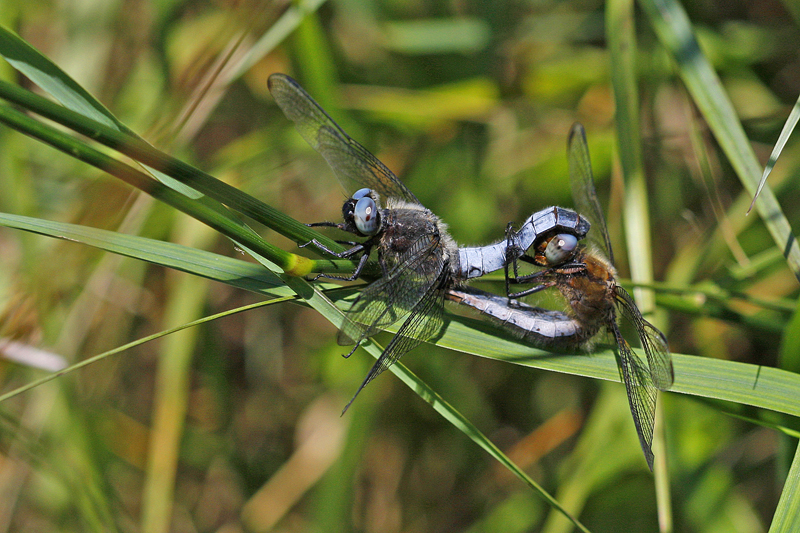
[341,268,450,413]
[268,73,419,204]
[610,321,658,471]
[616,287,674,391]
[337,233,445,347]
[568,123,614,263]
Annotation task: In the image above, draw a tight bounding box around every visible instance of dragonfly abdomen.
[448,288,597,348]
[456,241,509,280]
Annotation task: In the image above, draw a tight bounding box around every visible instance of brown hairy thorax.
[530,234,618,328]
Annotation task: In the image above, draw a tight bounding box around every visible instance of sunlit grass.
[0,1,797,532]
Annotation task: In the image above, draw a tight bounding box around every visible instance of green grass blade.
[0,24,201,198]
[0,79,363,274]
[607,1,672,527]
[608,0,655,313]
[749,94,800,214]
[0,103,360,277]
[0,25,119,130]
[440,316,800,418]
[639,0,800,280]
[768,441,800,533]
[6,208,799,423]
[0,212,288,295]
[0,212,587,529]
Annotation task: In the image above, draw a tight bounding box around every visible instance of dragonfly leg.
[507,280,556,300]
[311,249,372,282]
[378,253,392,278]
[504,223,526,272]
[510,256,547,279]
[503,223,526,297]
[306,221,343,229]
[504,252,537,296]
[300,220,365,254]
[299,238,363,257]
[504,222,521,254]
[506,262,561,298]
[503,258,518,300]
[342,342,360,359]
[507,260,586,298]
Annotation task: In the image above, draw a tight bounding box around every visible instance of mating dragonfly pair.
[268,74,674,471]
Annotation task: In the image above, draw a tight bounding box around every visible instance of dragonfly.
[268,73,590,412]
[497,123,674,471]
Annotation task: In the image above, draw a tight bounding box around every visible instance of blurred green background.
[0,0,799,531]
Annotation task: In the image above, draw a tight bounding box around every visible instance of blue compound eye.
[354,196,379,235]
[352,188,372,200]
[545,233,578,264]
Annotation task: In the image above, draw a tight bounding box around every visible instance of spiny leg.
[310,247,373,282]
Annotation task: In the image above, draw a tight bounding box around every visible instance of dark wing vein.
[616,287,674,391]
[315,125,418,204]
[611,322,658,471]
[342,266,450,414]
[568,123,614,263]
[337,233,444,346]
[268,73,418,203]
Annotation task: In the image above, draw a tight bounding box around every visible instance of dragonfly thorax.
[557,247,617,328]
[379,199,456,266]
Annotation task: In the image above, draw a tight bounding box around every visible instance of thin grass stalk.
[607,0,673,528]
[767,439,800,533]
[0,104,361,277]
[0,80,348,260]
[142,248,211,533]
[639,0,800,281]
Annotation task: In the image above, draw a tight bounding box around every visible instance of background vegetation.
[0,0,798,531]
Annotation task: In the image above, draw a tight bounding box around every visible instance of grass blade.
[768,439,800,533]
[0,24,201,198]
[748,94,800,214]
[639,0,800,280]
[0,25,119,129]
[5,209,800,423]
[607,0,672,527]
[0,212,589,529]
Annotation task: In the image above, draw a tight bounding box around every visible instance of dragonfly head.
[544,233,579,264]
[529,233,577,267]
[344,188,382,236]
